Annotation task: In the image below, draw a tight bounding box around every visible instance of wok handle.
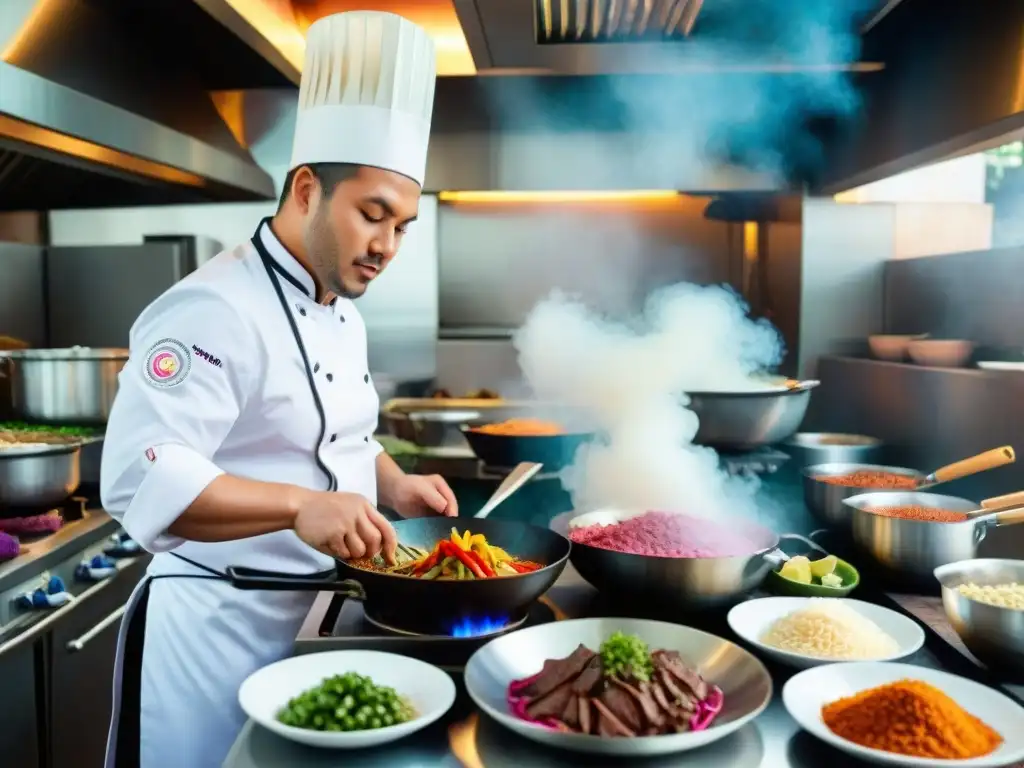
[225,566,366,599]
[929,446,1016,484]
[981,490,1024,510]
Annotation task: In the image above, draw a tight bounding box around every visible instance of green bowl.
[763,557,861,597]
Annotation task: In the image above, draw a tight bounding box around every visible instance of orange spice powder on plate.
[822,679,1002,759]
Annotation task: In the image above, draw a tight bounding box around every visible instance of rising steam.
[513,284,784,518]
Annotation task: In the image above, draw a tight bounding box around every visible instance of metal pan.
[803,445,1016,528]
[0,443,81,511]
[842,491,1024,584]
[461,427,594,471]
[686,380,819,451]
[550,511,824,610]
[227,517,570,635]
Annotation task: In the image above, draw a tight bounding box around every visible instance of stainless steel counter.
[222,575,994,768]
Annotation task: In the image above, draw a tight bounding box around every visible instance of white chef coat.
[101,218,384,768]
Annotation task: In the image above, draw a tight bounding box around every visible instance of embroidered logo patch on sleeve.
[144,339,191,387]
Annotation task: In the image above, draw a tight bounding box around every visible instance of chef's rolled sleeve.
[100,285,261,552]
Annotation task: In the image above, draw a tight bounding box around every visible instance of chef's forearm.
[375,451,407,510]
[166,475,310,542]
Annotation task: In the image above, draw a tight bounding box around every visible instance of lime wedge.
[809,555,839,581]
[779,555,812,584]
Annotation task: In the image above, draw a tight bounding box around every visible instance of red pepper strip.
[413,547,442,576]
[442,541,488,578]
[465,549,496,578]
[509,561,541,574]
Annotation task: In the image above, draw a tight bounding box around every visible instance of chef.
[99,11,453,768]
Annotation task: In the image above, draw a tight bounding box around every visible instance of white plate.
[238,650,456,749]
[464,617,772,756]
[978,361,1024,371]
[727,597,925,669]
[783,662,1024,766]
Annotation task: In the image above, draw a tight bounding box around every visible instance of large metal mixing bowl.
[550,512,825,610]
[686,382,817,451]
[844,491,1024,583]
[382,408,481,447]
[3,347,127,425]
[935,559,1024,678]
[802,463,920,529]
[0,443,81,509]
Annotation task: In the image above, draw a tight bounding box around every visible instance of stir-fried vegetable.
[390,528,543,580]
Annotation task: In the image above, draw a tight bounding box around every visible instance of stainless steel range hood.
[453,0,900,74]
[0,0,280,210]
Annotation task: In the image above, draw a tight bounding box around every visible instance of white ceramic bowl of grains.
[727,597,925,670]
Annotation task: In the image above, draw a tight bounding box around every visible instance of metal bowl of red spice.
[842,491,1024,584]
[802,463,922,530]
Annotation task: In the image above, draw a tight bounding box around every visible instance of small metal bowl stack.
[934,558,1024,678]
[784,432,883,468]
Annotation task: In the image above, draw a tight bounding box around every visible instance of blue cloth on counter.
[16,575,73,608]
[75,554,117,582]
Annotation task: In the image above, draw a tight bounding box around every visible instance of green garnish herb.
[599,631,654,682]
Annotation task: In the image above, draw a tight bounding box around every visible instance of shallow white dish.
[783,662,1024,766]
[238,650,456,749]
[727,597,925,670]
[464,617,772,756]
[978,361,1024,372]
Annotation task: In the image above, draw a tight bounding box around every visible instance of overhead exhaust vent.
[535,0,704,44]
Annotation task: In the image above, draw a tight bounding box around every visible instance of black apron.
[106,220,339,767]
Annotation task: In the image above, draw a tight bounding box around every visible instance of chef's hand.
[392,474,459,519]
[293,491,398,563]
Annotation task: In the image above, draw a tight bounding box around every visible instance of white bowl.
[238,650,456,749]
[727,597,925,670]
[869,334,927,362]
[907,339,974,368]
[783,662,1024,766]
[464,617,772,756]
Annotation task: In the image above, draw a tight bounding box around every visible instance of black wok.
[227,517,570,635]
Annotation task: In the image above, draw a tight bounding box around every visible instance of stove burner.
[363,609,529,639]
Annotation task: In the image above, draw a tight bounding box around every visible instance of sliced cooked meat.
[571,656,603,695]
[593,698,636,737]
[657,668,699,712]
[519,645,596,699]
[653,650,709,700]
[598,685,642,731]
[650,679,675,712]
[526,681,575,720]
[578,696,593,734]
[561,692,580,728]
[613,679,665,729]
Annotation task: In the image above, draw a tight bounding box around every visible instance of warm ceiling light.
[437,190,681,203]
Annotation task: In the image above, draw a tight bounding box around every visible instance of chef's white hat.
[289,11,437,186]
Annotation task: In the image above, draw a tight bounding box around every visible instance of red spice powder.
[868,505,969,523]
[816,470,918,489]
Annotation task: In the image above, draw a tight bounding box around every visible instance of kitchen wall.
[432,194,742,394]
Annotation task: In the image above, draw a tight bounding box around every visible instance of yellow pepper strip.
[491,546,512,562]
[461,530,473,549]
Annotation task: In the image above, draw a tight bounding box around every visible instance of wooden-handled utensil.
[475,462,543,519]
[916,446,1015,489]
[980,489,1024,511]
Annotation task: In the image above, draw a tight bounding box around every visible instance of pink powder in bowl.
[568,510,771,558]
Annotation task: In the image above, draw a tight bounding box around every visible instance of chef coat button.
[326,373,334,382]
[364,373,369,383]
[339,315,346,323]
[364,436,369,442]
[299,307,307,317]
[330,434,337,443]
[313,363,320,373]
